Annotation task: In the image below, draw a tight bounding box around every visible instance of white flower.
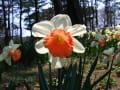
[115,53,120,62]
[103,47,114,56]
[117,41,120,50]
[115,25,120,31]
[90,41,98,48]
[0,40,20,65]
[32,14,87,69]
[95,32,105,40]
[102,47,114,64]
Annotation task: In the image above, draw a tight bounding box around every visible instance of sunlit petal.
[35,39,49,54]
[32,21,54,37]
[73,38,85,53]
[66,24,86,36]
[51,14,72,29]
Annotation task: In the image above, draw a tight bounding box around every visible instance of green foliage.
[100,76,116,88]
[38,55,113,90]
[5,80,30,90]
[38,62,49,90]
[115,68,120,77]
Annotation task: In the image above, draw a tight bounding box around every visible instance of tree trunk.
[2,0,9,45]
[95,0,98,28]
[35,0,39,22]
[7,0,11,39]
[19,0,23,44]
[52,0,63,14]
[67,0,84,24]
[11,0,14,39]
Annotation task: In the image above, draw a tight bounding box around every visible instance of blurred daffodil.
[103,47,114,64]
[115,25,120,31]
[0,40,21,65]
[32,14,87,69]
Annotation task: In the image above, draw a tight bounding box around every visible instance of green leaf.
[62,64,73,90]
[6,81,16,90]
[62,63,77,90]
[87,56,99,77]
[82,56,99,90]
[91,69,110,89]
[23,80,31,90]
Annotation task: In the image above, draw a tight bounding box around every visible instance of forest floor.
[0,62,120,90]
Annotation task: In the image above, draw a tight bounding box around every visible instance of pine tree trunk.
[2,0,9,45]
[53,0,63,14]
[67,0,84,24]
[19,0,23,44]
[35,0,39,22]
[7,0,11,38]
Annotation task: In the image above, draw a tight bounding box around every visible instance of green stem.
[58,68,63,90]
[105,55,114,90]
[49,62,52,90]
[0,73,2,82]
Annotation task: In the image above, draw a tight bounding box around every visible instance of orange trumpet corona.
[44,29,73,58]
[8,49,21,62]
[98,39,105,47]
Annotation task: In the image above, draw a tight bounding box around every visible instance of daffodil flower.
[32,14,87,69]
[103,47,114,64]
[90,41,99,48]
[0,40,20,65]
[91,32,105,48]
[117,41,120,50]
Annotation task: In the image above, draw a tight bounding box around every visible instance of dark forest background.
[0,0,120,44]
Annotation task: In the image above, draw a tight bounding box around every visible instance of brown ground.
[0,63,120,90]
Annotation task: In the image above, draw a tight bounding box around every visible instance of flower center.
[44,29,73,58]
[98,39,105,47]
[55,35,64,42]
[8,49,21,61]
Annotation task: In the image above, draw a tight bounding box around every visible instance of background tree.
[0,0,120,43]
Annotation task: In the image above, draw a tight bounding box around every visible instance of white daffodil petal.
[0,47,9,62]
[103,56,108,64]
[32,21,54,37]
[103,47,114,55]
[3,46,9,52]
[35,39,49,54]
[95,32,105,40]
[11,44,20,49]
[117,41,120,49]
[73,38,85,53]
[67,24,86,36]
[51,14,72,29]
[90,41,98,48]
[5,57,11,66]
[0,53,6,62]
[116,53,120,62]
[50,57,64,69]
[9,39,14,46]
[48,53,52,63]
